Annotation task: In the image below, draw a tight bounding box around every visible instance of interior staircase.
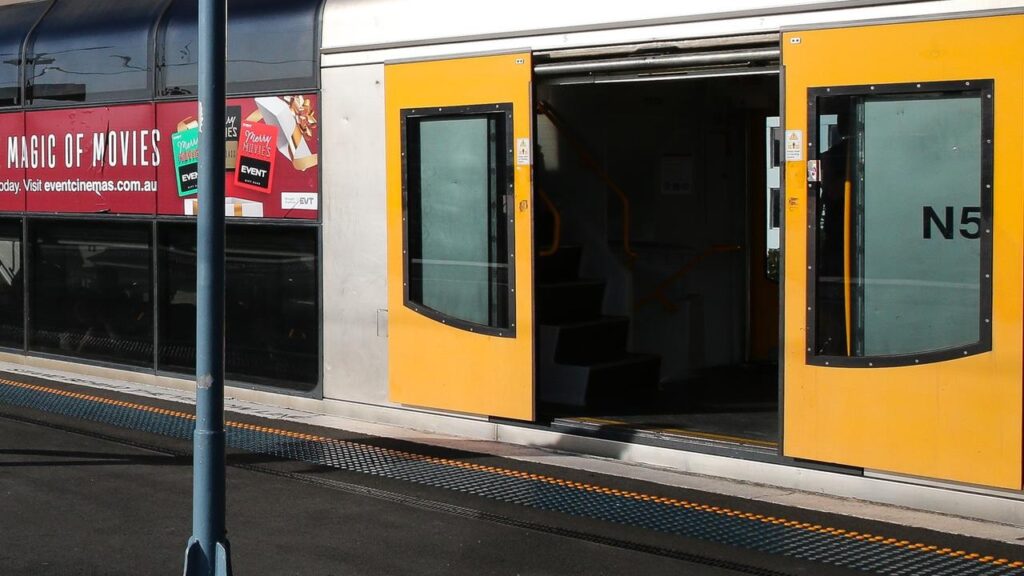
[534,239,661,411]
[533,99,661,411]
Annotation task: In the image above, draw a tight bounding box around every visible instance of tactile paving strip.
[1,378,1021,576]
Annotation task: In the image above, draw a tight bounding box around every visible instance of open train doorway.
[532,38,781,451]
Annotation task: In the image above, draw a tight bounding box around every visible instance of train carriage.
[0,0,1022,518]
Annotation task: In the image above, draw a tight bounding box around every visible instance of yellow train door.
[782,15,1024,488]
[384,53,534,420]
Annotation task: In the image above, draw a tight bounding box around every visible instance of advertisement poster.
[224,105,241,168]
[171,126,199,197]
[0,93,319,220]
[234,120,277,193]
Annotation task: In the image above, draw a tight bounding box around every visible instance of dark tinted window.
[0,1,48,107]
[28,0,168,105]
[158,223,319,392]
[0,218,23,348]
[28,220,153,366]
[160,0,319,97]
[403,106,514,335]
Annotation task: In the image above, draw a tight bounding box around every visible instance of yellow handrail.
[839,146,856,354]
[536,100,636,258]
[536,185,562,257]
[636,245,742,313]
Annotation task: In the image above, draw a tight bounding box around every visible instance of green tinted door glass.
[406,110,511,331]
[860,97,981,356]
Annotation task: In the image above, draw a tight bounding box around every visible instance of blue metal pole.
[183,0,232,573]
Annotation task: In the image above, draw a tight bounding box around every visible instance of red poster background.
[25,104,158,215]
[0,111,26,212]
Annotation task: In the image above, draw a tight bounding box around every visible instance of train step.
[538,353,660,408]
[535,279,605,323]
[537,316,630,365]
[535,244,583,283]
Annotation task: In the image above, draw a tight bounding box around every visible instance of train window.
[28,220,154,366]
[27,0,167,105]
[157,223,319,392]
[159,0,319,97]
[0,218,23,349]
[0,1,48,107]
[402,105,514,335]
[808,81,992,366]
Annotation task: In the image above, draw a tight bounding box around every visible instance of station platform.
[1,366,1023,575]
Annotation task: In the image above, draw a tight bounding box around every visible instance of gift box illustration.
[247,95,318,171]
[185,196,264,218]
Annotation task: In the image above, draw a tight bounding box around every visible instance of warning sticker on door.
[785,130,804,161]
[516,138,531,166]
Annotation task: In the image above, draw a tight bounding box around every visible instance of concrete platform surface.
[1,364,1023,575]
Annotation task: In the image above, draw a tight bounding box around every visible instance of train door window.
[158,0,320,96]
[28,219,153,366]
[157,222,319,392]
[0,218,23,349]
[27,0,167,105]
[402,105,514,335]
[808,81,992,365]
[0,1,48,107]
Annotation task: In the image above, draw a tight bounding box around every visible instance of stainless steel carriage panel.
[320,64,390,405]
[320,0,1024,66]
